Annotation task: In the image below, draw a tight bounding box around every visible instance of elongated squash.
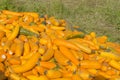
[70,41,92,54]
[109,60,120,71]
[54,50,69,65]
[2,10,23,16]
[10,74,20,80]
[80,60,101,69]
[23,41,30,56]
[6,16,18,24]
[98,71,111,79]
[46,69,62,79]
[59,46,79,66]
[8,57,21,65]
[8,26,20,41]
[40,61,56,69]
[26,75,48,80]
[72,74,82,80]
[51,26,65,31]
[51,78,71,80]
[41,48,54,61]
[70,49,81,60]
[14,39,24,56]
[100,51,120,60]
[11,52,40,73]
[54,39,79,51]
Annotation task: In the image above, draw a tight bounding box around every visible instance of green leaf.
[19,27,39,37]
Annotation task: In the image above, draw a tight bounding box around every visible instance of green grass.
[0,0,120,43]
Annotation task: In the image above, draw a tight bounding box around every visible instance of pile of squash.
[0,10,120,80]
